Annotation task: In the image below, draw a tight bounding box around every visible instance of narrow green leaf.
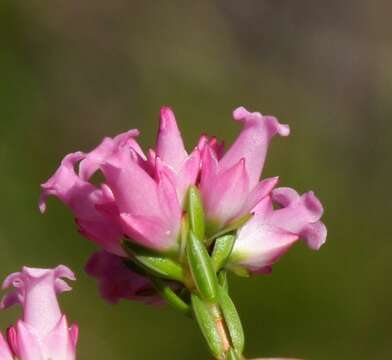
[207,213,253,245]
[123,241,184,282]
[187,186,205,240]
[180,215,190,263]
[218,285,245,354]
[212,234,236,271]
[134,254,184,282]
[151,278,191,316]
[191,294,224,359]
[187,231,218,302]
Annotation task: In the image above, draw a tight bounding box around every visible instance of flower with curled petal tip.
[229,188,327,274]
[199,106,289,234]
[40,107,200,253]
[1,266,78,360]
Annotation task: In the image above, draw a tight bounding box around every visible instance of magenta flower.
[85,250,162,305]
[0,266,78,360]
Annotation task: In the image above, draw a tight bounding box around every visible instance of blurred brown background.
[1,1,391,359]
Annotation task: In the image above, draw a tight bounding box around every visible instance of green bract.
[187,231,219,302]
[187,186,206,240]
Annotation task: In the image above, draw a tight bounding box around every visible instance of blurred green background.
[1,1,391,359]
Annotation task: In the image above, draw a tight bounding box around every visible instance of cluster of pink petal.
[40,105,326,301]
[0,266,78,360]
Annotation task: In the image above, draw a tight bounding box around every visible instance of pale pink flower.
[229,188,327,273]
[85,251,162,305]
[0,266,78,360]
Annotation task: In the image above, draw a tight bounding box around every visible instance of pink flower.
[85,251,162,305]
[40,105,326,277]
[0,266,78,360]
[39,152,124,256]
[229,188,327,274]
[40,108,200,253]
[199,107,289,232]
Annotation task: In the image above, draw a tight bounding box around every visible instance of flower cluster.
[39,106,326,305]
[0,266,78,360]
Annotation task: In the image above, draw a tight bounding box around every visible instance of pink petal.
[0,291,20,310]
[219,106,290,189]
[155,106,188,172]
[200,145,219,192]
[175,148,201,203]
[268,190,324,234]
[54,265,76,282]
[156,163,182,228]
[78,129,141,181]
[0,332,13,360]
[120,213,178,251]
[14,321,43,360]
[241,177,279,214]
[300,221,327,250]
[69,325,79,348]
[231,220,298,273]
[101,147,161,218]
[43,316,76,360]
[6,327,17,357]
[202,158,249,226]
[39,152,85,213]
[21,268,64,337]
[270,187,300,206]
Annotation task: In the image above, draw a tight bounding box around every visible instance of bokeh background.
[1,1,391,359]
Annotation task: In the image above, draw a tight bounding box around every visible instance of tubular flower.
[85,250,163,305]
[0,266,78,360]
[229,188,327,274]
[40,108,200,253]
[196,106,326,274]
[199,107,289,233]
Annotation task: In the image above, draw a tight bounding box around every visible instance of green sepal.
[180,215,189,263]
[217,285,245,354]
[211,234,236,271]
[187,186,205,240]
[150,278,191,316]
[186,231,219,302]
[207,213,253,245]
[123,241,184,282]
[227,265,250,278]
[191,293,225,359]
